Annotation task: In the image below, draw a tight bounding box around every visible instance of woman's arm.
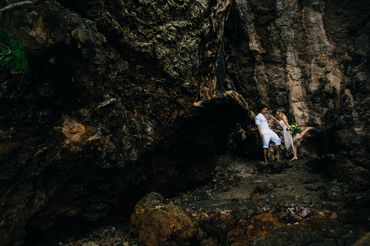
[270,115,280,123]
[282,114,290,128]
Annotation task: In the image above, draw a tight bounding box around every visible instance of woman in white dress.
[272,109,313,161]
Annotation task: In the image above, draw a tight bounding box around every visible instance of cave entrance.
[139,94,258,195]
[23,95,258,245]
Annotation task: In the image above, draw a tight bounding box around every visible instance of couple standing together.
[255,105,312,164]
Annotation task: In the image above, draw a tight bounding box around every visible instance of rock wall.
[226,0,370,156]
[0,0,369,244]
[0,1,252,244]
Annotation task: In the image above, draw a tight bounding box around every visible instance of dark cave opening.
[140,96,257,195]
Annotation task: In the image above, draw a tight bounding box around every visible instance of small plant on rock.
[0,31,28,73]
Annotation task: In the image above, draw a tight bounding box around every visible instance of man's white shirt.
[255,113,270,134]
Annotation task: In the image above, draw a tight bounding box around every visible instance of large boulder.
[131,193,202,246]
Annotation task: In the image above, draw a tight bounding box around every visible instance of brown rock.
[131,193,200,246]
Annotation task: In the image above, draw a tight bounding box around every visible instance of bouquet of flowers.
[288,122,301,136]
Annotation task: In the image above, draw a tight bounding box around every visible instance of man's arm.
[257,125,263,137]
[255,116,262,137]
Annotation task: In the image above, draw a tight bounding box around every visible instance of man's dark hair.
[259,105,268,112]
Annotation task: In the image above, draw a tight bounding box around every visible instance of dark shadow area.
[140,96,257,195]
[223,5,259,103]
[23,96,257,245]
[0,42,93,128]
[24,160,147,246]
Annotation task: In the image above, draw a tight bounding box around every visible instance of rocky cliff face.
[0,0,369,245]
[227,0,370,157]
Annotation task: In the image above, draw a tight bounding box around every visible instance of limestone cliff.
[230,0,369,157]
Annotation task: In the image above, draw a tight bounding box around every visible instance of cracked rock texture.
[0,0,369,245]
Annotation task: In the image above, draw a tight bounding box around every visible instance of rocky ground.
[35,155,369,246]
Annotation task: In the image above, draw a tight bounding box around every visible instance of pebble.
[300,207,310,218]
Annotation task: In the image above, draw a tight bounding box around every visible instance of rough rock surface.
[131,193,201,246]
[225,0,370,157]
[0,0,369,245]
[130,158,369,245]
[54,157,369,245]
[0,1,253,244]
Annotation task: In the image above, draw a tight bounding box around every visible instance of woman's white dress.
[279,120,296,150]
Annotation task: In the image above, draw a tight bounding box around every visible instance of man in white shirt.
[255,105,281,163]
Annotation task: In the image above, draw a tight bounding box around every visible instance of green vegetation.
[288,122,301,136]
[0,32,28,73]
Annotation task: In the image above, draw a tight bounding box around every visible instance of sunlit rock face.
[226,0,369,157]
[0,0,369,244]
